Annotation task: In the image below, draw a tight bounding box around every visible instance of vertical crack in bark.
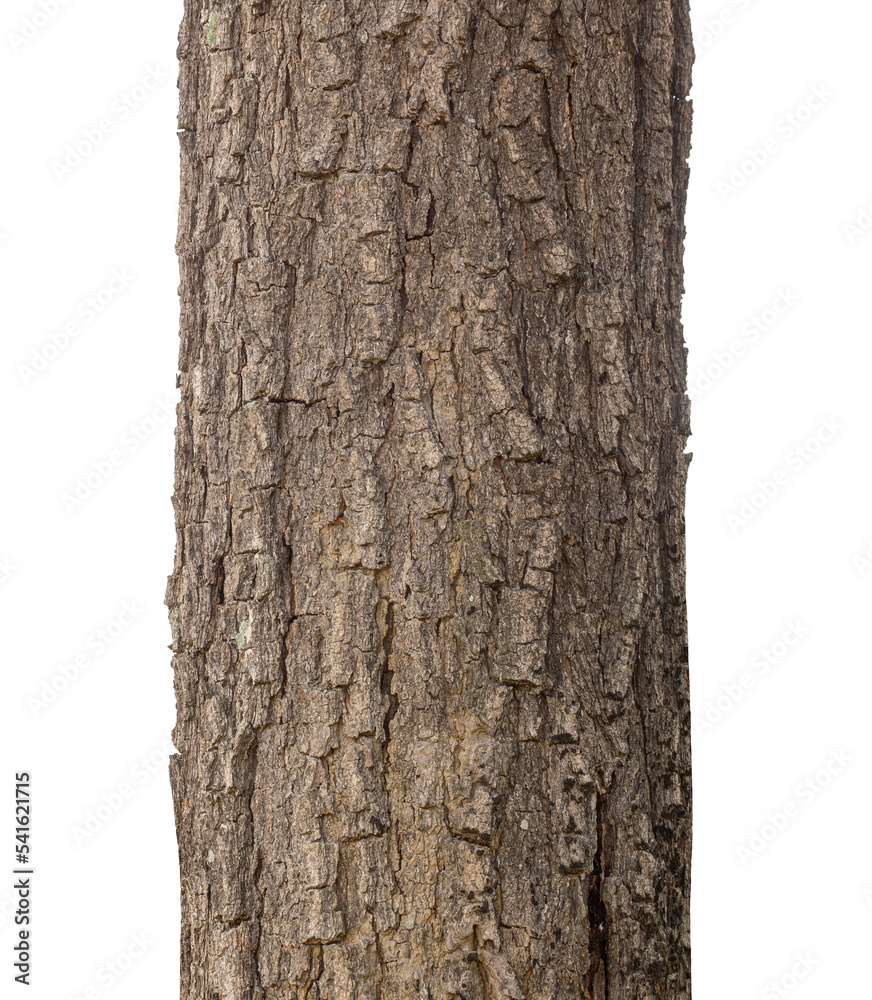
[381,602,398,753]
[631,649,656,820]
[251,838,265,1000]
[216,557,225,605]
[379,599,398,995]
[586,790,610,1000]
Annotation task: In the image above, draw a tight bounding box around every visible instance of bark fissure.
[380,602,398,752]
[586,790,610,1000]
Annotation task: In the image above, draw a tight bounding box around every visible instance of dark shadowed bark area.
[167,0,693,997]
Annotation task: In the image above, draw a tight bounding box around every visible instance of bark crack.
[380,602,398,752]
[585,790,610,1000]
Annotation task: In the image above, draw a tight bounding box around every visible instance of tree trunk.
[168,0,692,997]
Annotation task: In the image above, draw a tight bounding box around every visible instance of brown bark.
[168,1,693,998]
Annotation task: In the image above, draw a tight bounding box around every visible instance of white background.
[1,1,870,998]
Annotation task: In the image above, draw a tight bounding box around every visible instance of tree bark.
[168,1,692,997]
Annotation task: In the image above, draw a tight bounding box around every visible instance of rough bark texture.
[168,1,693,998]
